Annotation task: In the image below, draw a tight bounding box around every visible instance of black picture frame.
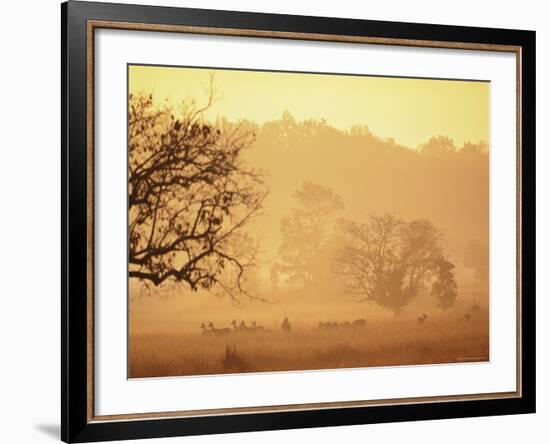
[61,1,536,442]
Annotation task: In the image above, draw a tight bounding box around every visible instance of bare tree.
[128,86,267,301]
[334,214,457,313]
[272,182,344,286]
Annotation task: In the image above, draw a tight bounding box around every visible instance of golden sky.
[129,64,489,150]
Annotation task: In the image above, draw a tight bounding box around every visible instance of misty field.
[128,312,488,378]
[127,66,491,380]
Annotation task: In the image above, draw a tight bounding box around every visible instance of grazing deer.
[200,322,214,336]
[251,321,265,331]
[237,320,254,332]
[417,313,428,325]
[352,319,367,328]
[207,321,232,335]
[281,316,292,333]
[463,312,472,321]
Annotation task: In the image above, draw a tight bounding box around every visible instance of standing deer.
[281,316,292,333]
[200,322,214,336]
[352,319,367,328]
[238,320,254,332]
[417,313,428,325]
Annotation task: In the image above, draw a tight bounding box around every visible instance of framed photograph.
[61,1,536,442]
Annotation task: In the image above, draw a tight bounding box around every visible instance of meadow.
[128,311,489,378]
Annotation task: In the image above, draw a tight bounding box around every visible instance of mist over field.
[128,66,489,377]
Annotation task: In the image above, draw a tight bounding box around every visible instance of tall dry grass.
[128,310,488,378]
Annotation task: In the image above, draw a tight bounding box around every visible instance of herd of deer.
[202,310,476,335]
[201,316,296,336]
[317,319,367,329]
[200,317,370,336]
[200,319,278,336]
[416,310,478,325]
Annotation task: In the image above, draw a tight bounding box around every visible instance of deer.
[463,312,472,321]
[281,316,292,333]
[251,321,265,331]
[352,319,367,328]
[230,320,242,331]
[417,313,428,325]
[207,321,232,335]
[318,321,332,329]
[200,322,214,336]
[237,320,255,332]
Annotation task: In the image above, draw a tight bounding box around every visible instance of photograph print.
[127,64,490,378]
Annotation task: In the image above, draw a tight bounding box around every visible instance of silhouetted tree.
[462,141,489,155]
[272,182,344,286]
[420,135,456,157]
[258,111,338,151]
[431,258,458,309]
[334,214,457,313]
[128,86,267,301]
